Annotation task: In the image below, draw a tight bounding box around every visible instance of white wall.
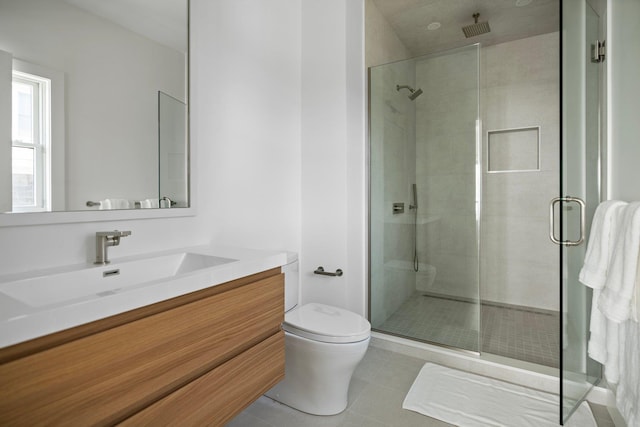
[300,0,366,316]
[195,0,367,315]
[0,0,185,210]
[344,0,367,316]
[607,0,640,201]
[201,0,302,257]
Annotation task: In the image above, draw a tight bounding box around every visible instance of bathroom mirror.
[0,0,189,219]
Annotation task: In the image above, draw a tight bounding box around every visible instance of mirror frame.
[0,0,192,227]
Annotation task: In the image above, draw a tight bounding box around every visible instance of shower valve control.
[393,202,405,214]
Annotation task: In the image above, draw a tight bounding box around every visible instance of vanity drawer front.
[121,331,285,426]
[0,273,283,426]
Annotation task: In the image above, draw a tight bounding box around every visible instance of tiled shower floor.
[378,292,559,368]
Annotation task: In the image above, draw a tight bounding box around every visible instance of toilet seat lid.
[283,303,371,344]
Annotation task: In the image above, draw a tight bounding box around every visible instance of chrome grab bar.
[314,266,343,277]
[549,196,586,246]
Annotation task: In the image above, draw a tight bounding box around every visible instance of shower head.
[462,13,490,38]
[396,84,423,101]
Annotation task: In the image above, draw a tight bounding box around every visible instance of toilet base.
[265,332,370,416]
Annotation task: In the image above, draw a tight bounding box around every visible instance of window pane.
[12,81,34,144]
[12,146,35,207]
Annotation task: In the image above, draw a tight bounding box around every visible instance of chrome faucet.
[95,230,131,265]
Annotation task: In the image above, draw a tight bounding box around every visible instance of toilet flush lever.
[314,266,343,277]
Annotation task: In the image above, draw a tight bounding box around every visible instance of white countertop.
[0,245,287,349]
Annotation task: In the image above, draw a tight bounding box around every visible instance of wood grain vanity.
[0,267,284,426]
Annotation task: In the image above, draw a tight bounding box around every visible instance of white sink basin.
[0,252,236,308]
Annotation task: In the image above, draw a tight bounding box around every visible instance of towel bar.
[87,200,141,208]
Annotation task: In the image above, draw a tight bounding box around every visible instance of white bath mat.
[403,363,596,427]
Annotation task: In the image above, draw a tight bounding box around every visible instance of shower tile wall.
[370,60,417,328]
[368,0,415,328]
[481,32,560,312]
[414,47,479,302]
[411,33,559,313]
[370,22,560,356]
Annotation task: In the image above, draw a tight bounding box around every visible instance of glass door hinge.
[592,40,605,63]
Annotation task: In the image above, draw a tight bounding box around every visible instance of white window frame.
[11,70,52,212]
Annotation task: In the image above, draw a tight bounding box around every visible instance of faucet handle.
[96,230,132,237]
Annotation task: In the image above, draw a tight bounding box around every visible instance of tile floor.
[379,293,559,367]
[226,346,614,427]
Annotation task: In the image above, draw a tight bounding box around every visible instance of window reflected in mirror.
[0,0,189,214]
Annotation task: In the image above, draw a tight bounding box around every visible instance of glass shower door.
[560,0,603,423]
[369,45,481,352]
[158,91,188,207]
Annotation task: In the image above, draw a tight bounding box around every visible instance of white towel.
[636,251,640,322]
[138,199,160,209]
[604,316,621,384]
[98,198,132,209]
[580,201,626,366]
[588,288,607,363]
[617,320,640,427]
[108,198,131,209]
[599,202,640,323]
[98,199,112,210]
[579,201,628,289]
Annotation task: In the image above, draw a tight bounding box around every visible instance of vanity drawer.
[121,331,285,426]
[0,272,283,426]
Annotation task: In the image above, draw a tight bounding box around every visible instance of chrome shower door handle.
[549,196,586,246]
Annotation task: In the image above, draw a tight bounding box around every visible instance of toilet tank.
[283,252,299,312]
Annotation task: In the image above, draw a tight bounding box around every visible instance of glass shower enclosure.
[369,3,602,424]
[369,34,564,369]
[369,44,481,352]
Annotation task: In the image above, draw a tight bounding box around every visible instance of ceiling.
[371,0,559,56]
[63,0,187,52]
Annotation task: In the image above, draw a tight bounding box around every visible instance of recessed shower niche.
[487,127,540,173]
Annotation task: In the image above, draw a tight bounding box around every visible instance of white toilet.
[265,253,371,416]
